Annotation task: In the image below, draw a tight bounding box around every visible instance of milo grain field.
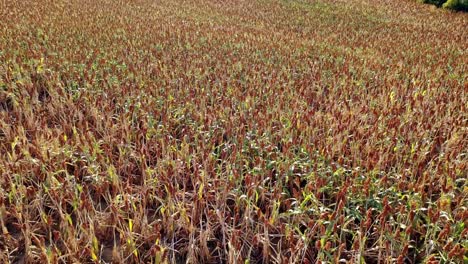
[0,0,467,263]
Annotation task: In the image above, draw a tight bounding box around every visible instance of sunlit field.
[0,0,467,263]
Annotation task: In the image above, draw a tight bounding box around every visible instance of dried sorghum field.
[0,0,467,263]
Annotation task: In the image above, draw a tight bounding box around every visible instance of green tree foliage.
[443,0,468,11]
[418,0,468,10]
[419,0,446,7]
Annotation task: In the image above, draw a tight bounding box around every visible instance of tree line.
[418,0,468,11]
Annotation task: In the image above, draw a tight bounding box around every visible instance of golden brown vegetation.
[0,0,467,263]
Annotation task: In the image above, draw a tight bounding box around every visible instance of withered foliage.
[0,0,466,263]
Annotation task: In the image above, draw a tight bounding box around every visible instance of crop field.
[0,0,467,263]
